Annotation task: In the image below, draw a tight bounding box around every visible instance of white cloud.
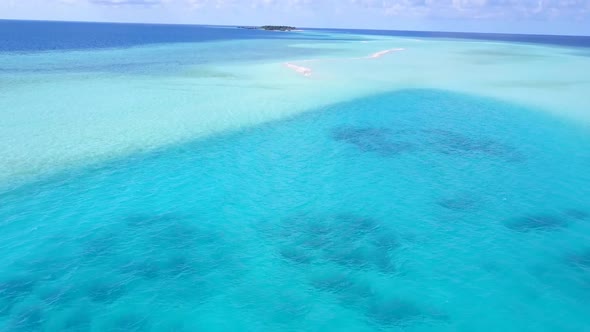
[348,0,590,19]
[49,0,590,21]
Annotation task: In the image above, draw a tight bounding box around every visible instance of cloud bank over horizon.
[2,0,590,35]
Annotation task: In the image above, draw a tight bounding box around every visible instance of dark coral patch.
[332,127,391,142]
[272,295,311,320]
[437,197,478,211]
[8,306,44,331]
[41,286,76,306]
[81,234,119,259]
[120,213,240,285]
[274,213,400,273]
[27,258,79,282]
[372,232,400,251]
[565,250,590,270]
[148,223,200,251]
[505,214,567,232]
[373,252,397,274]
[279,246,315,264]
[333,126,522,162]
[311,272,374,308]
[421,129,523,162]
[62,310,92,331]
[365,298,425,327]
[120,259,162,280]
[0,278,36,302]
[337,280,374,308]
[428,130,492,153]
[111,313,151,332]
[333,127,414,156]
[87,281,127,304]
[310,272,357,295]
[564,209,589,220]
[130,214,221,253]
[163,256,200,278]
[125,213,183,228]
[335,214,380,235]
[0,277,38,315]
[325,246,373,270]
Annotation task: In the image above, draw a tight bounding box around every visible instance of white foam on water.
[285,62,313,76]
[282,47,406,76]
[367,48,406,58]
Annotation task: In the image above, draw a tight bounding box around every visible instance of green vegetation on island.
[238,25,297,31]
[260,25,297,31]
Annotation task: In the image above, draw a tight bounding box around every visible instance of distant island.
[238,25,297,32]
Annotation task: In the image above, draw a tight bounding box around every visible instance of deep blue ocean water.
[1,20,590,331]
[0,20,275,52]
[0,20,357,53]
[320,28,590,48]
[1,88,589,331]
[2,20,590,53]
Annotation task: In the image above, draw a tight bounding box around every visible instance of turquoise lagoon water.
[1,21,590,331]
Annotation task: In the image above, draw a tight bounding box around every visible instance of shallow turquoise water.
[1,89,589,331]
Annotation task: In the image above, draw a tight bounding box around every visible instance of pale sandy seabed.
[1,31,589,188]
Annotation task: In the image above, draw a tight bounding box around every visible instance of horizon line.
[2,18,590,39]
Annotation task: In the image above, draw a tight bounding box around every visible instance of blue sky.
[2,0,590,35]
